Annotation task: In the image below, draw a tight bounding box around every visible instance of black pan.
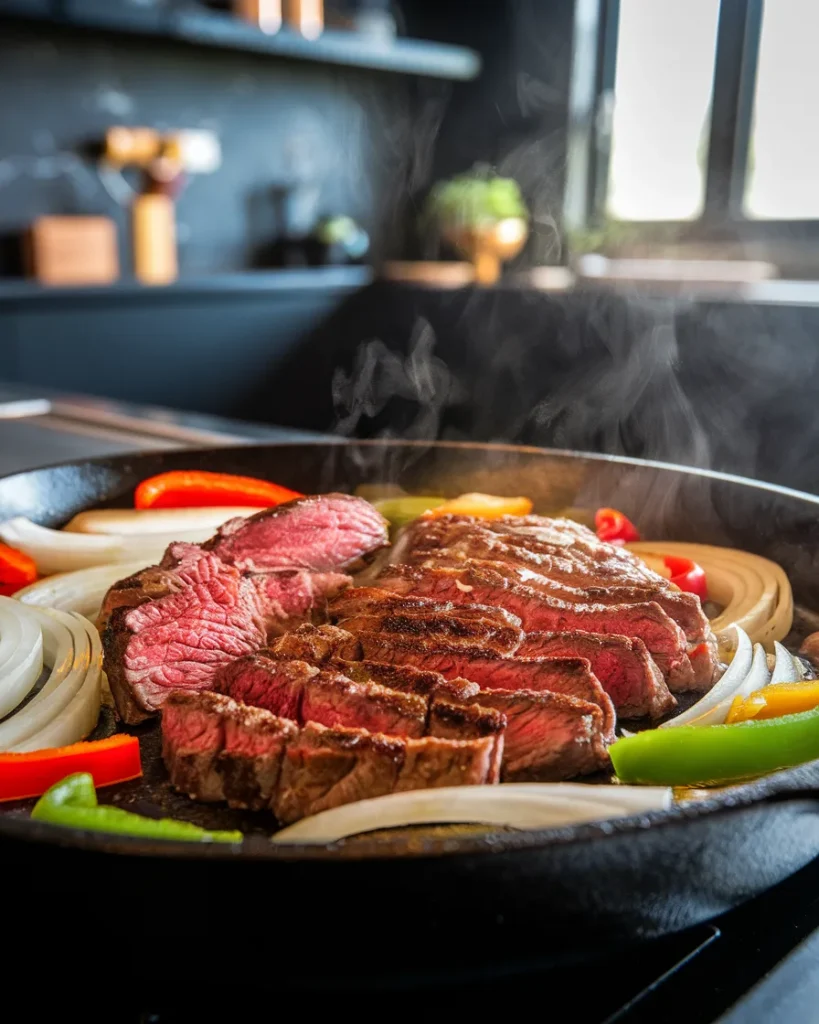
[2,440,819,990]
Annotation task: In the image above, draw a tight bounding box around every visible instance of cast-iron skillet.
[2,440,819,988]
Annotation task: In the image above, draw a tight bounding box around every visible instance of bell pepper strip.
[425,493,533,521]
[135,471,303,510]
[727,680,819,724]
[0,734,142,803]
[595,508,640,545]
[31,773,242,843]
[0,542,37,597]
[373,496,446,528]
[664,556,707,600]
[610,706,819,787]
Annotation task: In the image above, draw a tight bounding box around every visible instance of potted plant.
[423,166,529,284]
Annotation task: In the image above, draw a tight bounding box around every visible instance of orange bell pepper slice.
[0,734,142,802]
[727,680,819,724]
[135,470,303,510]
[0,542,37,597]
[425,493,533,520]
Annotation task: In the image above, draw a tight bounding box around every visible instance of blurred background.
[2,0,819,493]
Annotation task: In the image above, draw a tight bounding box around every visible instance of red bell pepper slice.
[0,734,142,803]
[0,542,37,597]
[135,470,303,510]
[664,555,707,600]
[594,508,641,546]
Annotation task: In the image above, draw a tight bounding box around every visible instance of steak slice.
[336,658,481,703]
[273,721,496,824]
[247,570,351,636]
[464,689,609,780]
[414,551,710,646]
[327,586,523,630]
[335,608,523,655]
[350,631,616,743]
[374,563,694,689]
[268,623,360,664]
[397,516,662,587]
[162,692,499,825]
[215,652,427,738]
[206,493,388,573]
[161,688,297,808]
[104,554,268,725]
[518,631,675,719]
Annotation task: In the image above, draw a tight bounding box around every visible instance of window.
[575,0,819,236]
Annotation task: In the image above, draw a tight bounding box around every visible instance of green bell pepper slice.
[611,706,819,787]
[31,773,242,843]
[372,496,446,528]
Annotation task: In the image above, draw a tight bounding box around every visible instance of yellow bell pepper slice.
[727,680,819,724]
[425,493,533,520]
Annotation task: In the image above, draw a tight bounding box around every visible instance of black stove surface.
[45,852,819,1023]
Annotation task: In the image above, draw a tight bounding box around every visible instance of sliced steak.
[268,623,360,664]
[162,688,298,809]
[98,562,184,634]
[335,608,523,655]
[328,586,523,631]
[162,691,499,825]
[397,516,661,587]
[247,570,350,636]
[465,689,609,780]
[215,652,427,738]
[205,493,388,573]
[414,551,710,646]
[350,630,616,743]
[518,631,675,719]
[336,658,481,703]
[374,563,694,689]
[104,554,268,725]
[273,721,496,824]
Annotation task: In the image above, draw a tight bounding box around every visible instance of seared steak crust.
[161,690,497,824]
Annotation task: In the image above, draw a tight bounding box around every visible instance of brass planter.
[443,216,528,285]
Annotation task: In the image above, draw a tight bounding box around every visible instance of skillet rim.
[2,438,819,862]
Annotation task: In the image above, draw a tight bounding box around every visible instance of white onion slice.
[770,641,800,685]
[64,507,256,535]
[11,610,100,752]
[0,597,43,719]
[738,643,771,698]
[15,561,147,620]
[661,625,753,728]
[0,517,213,575]
[272,783,672,845]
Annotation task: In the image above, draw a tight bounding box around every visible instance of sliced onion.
[272,783,672,845]
[0,597,43,720]
[770,641,800,684]
[661,625,753,728]
[15,561,147,621]
[0,517,213,575]
[738,643,772,698]
[63,507,256,536]
[628,541,793,650]
[9,610,101,752]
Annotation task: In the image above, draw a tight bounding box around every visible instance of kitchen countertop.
[0,382,328,477]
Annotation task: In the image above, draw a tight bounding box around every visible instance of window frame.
[567,0,819,244]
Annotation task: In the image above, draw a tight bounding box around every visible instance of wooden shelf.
[1,2,481,80]
[0,266,373,304]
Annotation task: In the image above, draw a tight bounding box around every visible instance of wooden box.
[26,216,119,287]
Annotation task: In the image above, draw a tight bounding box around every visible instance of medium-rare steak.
[374,563,695,689]
[216,653,428,738]
[337,658,482,703]
[205,494,388,573]
[349,631,616,743]
[518,631,675,719]
[162,689,297,808]
[268,623,360,664]
[327,586,523,631]
[334,608,523,655]
[272,723,496,823]
[104,554,269,725]
[464,689,609,780]
[162,691,499,824]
